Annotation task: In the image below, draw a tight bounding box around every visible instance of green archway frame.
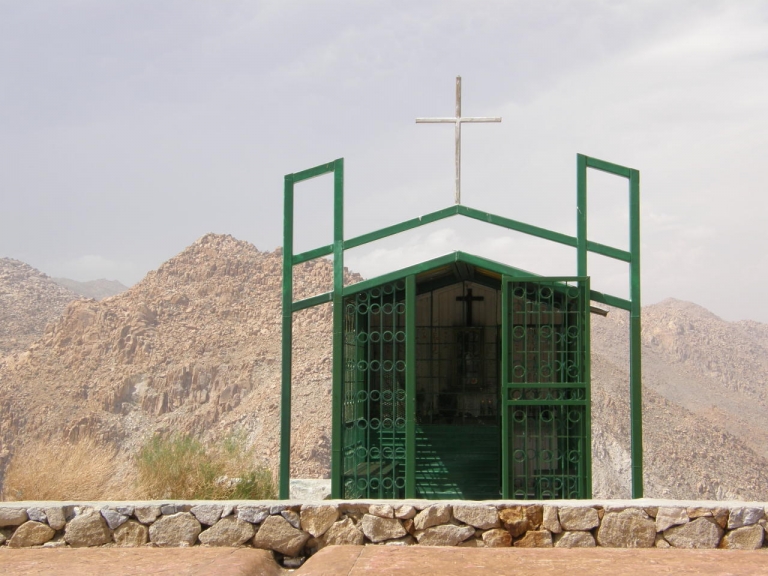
[280,155,641,499]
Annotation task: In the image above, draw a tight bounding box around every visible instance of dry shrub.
[136,433,276,500]
[2,436,122,501]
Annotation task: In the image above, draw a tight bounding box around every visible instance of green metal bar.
[330,158,345,499]
[577,154,588,278]
[293,245,334,265]
[589,290,631,311]
[290,160,338,183]
[500,276,510,499]
[405,275,416,497]
[280,175,295,499]
[458,205,578,248]
[585,156,632,178]
[629,168,643,498]
[292,291,333,312]
[344,206,459,250]
[583,278,592,498]
[586,240,631,263]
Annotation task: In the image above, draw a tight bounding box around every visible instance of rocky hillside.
[53,278,129,300]
[0,259,81,358]
[1,237,767,500]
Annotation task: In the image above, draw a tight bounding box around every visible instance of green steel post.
[577,154,588,277]
[405,275,416,497]
[629,169,643,498]
[280,175,295,499]
[583,277,592,498]
[330,159,345,499]
[500,276,510,499]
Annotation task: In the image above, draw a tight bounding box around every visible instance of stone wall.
[0,500,766,566]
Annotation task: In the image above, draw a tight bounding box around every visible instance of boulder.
[413,504,452,531]
[113,521,149,547]
[322,518,365,546]
[9,521,55,547]
[361,514,406,543]
[499,506,542,537]
[453,505,499,530]
[664,517,723,549]
[655,507,688,532]
[190,504,224,526]
[101,508,129,530]
[720,525,764,550]
[728,507,764,529]
[482,528,512,547]
[149,512,202,547]
[199,517,255,546]
[542,505,562,534]
[554,531,595,548]
[64,511,112,547]
[252,515,310,557]
[415,524,475,546]
[558,507,599,531]
[596,509,655,548]
[514,530,553,548]
[0,508,28,527]
[300,505,339,537]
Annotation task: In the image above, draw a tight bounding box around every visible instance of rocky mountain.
[0,259,81,358]
[53,278,129,300]
[1,236,767,500]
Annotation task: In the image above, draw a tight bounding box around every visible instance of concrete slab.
[296,546,768,576]
[0,547,284,576]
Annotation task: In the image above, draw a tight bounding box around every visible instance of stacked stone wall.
[1,500,766,565]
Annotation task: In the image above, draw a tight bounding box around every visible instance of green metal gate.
[341,281,407,498]
[501,277,591,499]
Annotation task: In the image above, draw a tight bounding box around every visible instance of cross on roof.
[416,76,501,205]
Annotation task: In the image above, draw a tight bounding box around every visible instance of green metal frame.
[281,154,642,499]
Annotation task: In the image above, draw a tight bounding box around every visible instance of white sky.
[1,1,767,322]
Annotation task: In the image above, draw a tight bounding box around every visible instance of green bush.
[136,433,276,500]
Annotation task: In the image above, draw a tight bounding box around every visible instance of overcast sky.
[1,1,767,322]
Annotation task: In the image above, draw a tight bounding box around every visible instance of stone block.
[395,505,416,520]
[558,507,599,531]
[26,508,47,523]
[0,508,28,527]
[361,514,406,543]
[44,507,66,530]
[721,525,764,550]
[542,505,561,534]
[664,517,723,549]
[514,530,553,548]
[554,531,595,548]
[237,505,270,525]
[252,515,310,557]
[322,518,364,546]
[655,507,689,532]
[369,504,394,518]
[654,534,671,548]
[114,520,149,547]
[596,509,655,548]
[64,511,112,547]
[100,508,129,530]
[300,505,339,537]
[728,507,764,529]
[482,528,512,547]
[453,505,499,530]
[384,534,415,546]
[190,504,224,526]
[281,510,301,529]
[149,512,201,547]
[134,505,161,524]
[415,524,475,546]
[9,521,55,547]
[499,506,543,537]
[199,517,255,546]
[414,504,452,531]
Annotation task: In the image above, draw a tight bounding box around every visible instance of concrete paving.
[1,546,767,575]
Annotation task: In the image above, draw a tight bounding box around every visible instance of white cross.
[416,76,501,205]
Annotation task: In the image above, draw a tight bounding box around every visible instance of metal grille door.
[341,281,407,498]
[501,277,591,499]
